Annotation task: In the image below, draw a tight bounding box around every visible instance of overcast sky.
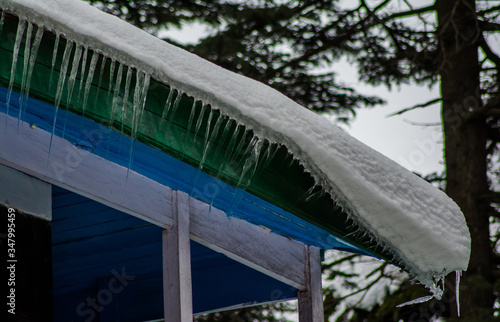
[334,59,444,176]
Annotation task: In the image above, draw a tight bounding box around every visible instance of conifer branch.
[387,98,441,117]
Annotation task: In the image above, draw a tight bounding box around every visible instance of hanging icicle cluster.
[1,13,154,174]
[0,10,287,196]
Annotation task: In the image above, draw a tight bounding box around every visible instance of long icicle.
[18,23,43,129]
[20,25,43,121]
[77,46,88,103]
[49,32,60,93]
[119,66,133,154]
[53,40,74,108]
[65,45,83,105]
[18,21,33,116]
[218,124,242,176]
[127,71,150,179]
[109,62,123,128]
[5,18,26,131]
[93,55,107,111]
[237,137,261,188]
[159,88,175,129]
[48,40,74,165]
[199,109,214,168]
[105,58,115,103]
[82,51,99,117]
[106,61,123,157]
[200,113,224,170]
[193,103,208,144]
[62,44,83,136]
[211,117,233,167]
[166,90,183,131]
[180,99,198,160]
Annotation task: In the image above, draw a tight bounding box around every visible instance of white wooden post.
[298,245,324,322]
[163,190,193,321]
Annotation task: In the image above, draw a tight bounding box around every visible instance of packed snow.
[0,0,470,299]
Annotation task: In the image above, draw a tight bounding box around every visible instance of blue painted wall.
[52,185,297,321]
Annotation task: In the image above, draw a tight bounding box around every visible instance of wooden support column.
[163,190,193,321]
[298,245,324,322]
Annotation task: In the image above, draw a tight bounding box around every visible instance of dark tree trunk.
[436,0,494,320]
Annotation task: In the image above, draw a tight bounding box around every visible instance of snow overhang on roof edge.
[0,0,471,298]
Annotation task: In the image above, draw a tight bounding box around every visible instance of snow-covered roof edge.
[0,0,470,297]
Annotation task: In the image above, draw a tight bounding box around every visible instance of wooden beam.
[163,190,193,321]
[298,246,324,322]
[188,196,307,290]
[0,112,172,228]
[1,112,309,293]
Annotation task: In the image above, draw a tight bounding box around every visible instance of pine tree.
[86,0,500,320]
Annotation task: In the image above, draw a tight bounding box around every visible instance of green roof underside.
[0,13,392,261]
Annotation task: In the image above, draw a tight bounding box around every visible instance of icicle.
[200,113,224,169]
[82,51,99,116]
[162,89,184,143]
[252,141,274,179]
[397,276,445,308]
[106,61,122,157]
[93,55,107,111]
[210,116,231,166]
[130,71,150,137]
[237,137,262,188]
[54,40,74,108]
[218,123,242,175]
[232,131,255,169]
[120,66,133,140]
[62,44,83,136]
[199,109,214,168]
[127,71,150,178]
[166,90,183,130]
[456,270,461,317]
[49,32,60,93]
[397,296,433,308]
[109,62,123,126]
[18,22,33,113]
[159,88,175,129]
[193,103,208,144]
[18,24,43,126]
[264,142,278,168]
[305,186,326,202]
[66,45,83,105]
[105,58,115,103]
[225,127,249,173]
[48,40,74,164]
[181,100,198,160]
[77,46,88,102]
[5,18,26,127]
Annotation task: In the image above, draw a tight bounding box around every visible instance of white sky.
[334,59,444,176]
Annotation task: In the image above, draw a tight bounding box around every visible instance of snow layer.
[0,0,470,294]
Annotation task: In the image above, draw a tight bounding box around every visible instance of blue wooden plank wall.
[51,185,297,321]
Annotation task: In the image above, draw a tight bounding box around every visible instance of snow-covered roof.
[0,0,470,298]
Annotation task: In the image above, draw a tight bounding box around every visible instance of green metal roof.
[0,12,390,260]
